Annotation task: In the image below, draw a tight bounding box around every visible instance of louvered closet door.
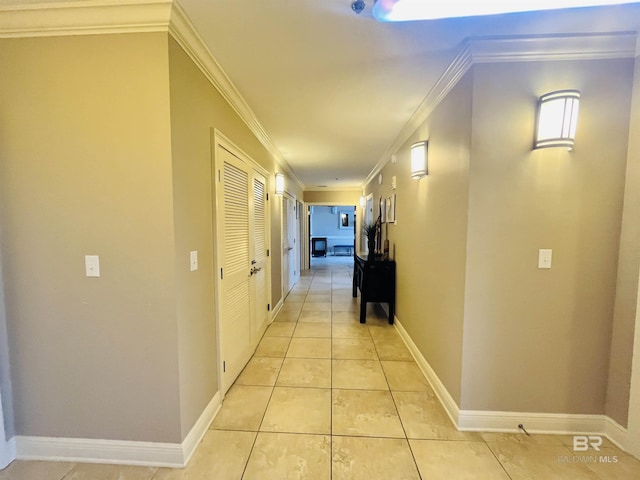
[251,171,269,335]
[219,146,253,394]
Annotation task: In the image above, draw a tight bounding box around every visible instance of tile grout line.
[239,273,312,480]
[330,266,334,480]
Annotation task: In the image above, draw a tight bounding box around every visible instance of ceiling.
[2,1,640,189]
[175,0,640,190]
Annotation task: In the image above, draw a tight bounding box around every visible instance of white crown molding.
[469,32,638,64]
[168,2,304,191]
[0,0,303,190]
[365,44,473,188]
[0,0,172,38]
[364,31,638,188]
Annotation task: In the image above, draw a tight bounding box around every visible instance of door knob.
[249,266,262,276]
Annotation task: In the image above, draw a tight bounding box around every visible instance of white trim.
[16,436,184,468]
[393,317,460,428]
[0,354,14,470]
[605,415,631,452]
[365,44,472,187]
[180,392,221,466]
[0,0,172,38]
[271,298,284,322]
[0,0,304,191]
[469,32,638,64]
[458,410,606,435]
[12,392,221,468]
[167,2,303,192]
[0,437,16,470]
[394,314,636,455]
[364,31,638,188]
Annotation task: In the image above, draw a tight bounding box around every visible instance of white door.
[287,197,299,288]
[282,195,298,296]
[215,144,269,394]
[282,196,291,296]
[251,171,269,337]
[625,277,640,458]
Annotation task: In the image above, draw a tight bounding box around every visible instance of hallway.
[2,263,640,479]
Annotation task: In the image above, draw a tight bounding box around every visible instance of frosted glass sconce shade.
[534,90,580,150]
[275,173,285,194]
[411,141,428,179]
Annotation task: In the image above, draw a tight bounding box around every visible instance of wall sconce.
[534,90,580,150]
[411,141,428,179]
[359,196,365,207]
[275,173,285,194]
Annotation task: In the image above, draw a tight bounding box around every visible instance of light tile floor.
[2,262,640,479]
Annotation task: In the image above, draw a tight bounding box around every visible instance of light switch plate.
[538,249,552,269]
[190,251,198,271]
[391,176,397,190]
[85,255,100,277]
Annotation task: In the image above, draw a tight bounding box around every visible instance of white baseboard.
[181,391,221,466]
[458,409,607,435]
[16,435,184,467]
[271,298,284,321]
[393,317,460,428]
[15,391,222,468]
[605,416,631,452]
[0,437,16,470]
[393,314,638,457]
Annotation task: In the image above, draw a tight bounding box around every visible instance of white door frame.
[0,244,14,470]
[211,129,271,397]
[0,392,11,470]
[625,268,640,458]
[281,192,299,297]
[306,202,360,264]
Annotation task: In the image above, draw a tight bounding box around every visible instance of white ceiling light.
[372,0,639,22]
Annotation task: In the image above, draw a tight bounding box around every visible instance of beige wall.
[364,56,635,417]
[304,190,361,205]
[607,52,640,426]
[167,39,218,439]
[364,74,473,403]
[0,31,293,444]
[167,37,290,435]
[0,34,182,441]
[461,59,633,414]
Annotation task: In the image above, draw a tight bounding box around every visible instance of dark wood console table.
[352,253,396,324]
